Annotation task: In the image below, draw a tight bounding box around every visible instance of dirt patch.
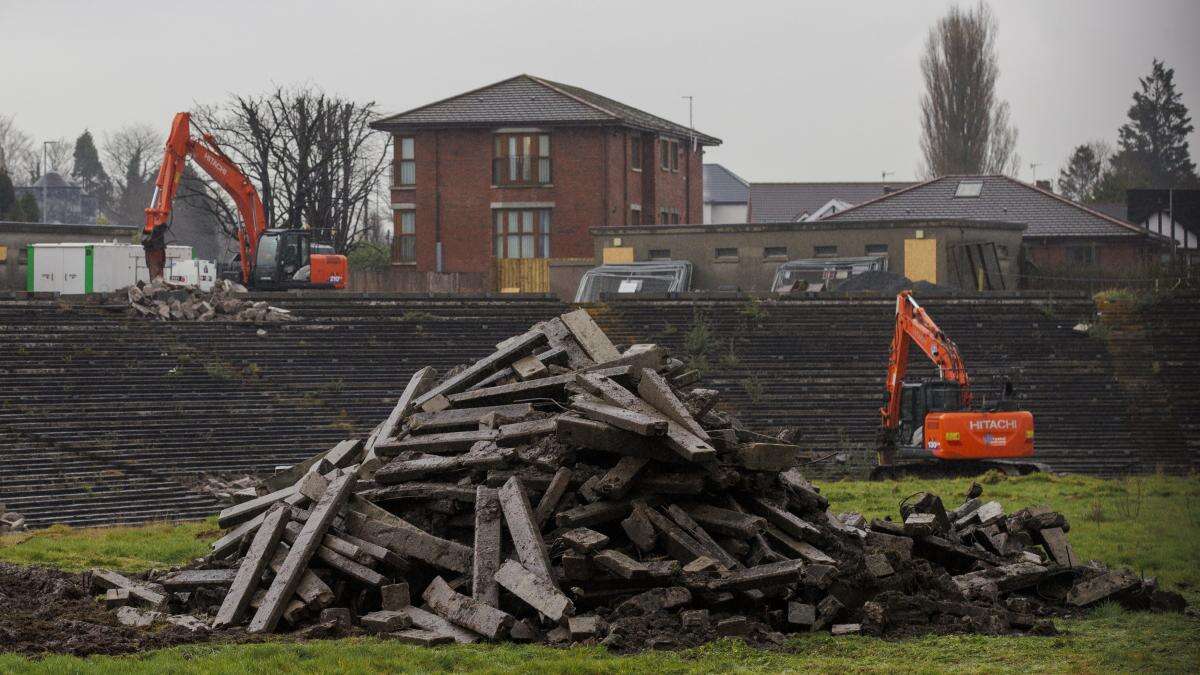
[0,562,224,657]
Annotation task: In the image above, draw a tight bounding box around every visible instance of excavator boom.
[143,113,267,284]
[142,112,347,291]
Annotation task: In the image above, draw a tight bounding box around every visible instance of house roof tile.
[372,75,720,145]
[748,182,914,223]
[822,175,1155,239]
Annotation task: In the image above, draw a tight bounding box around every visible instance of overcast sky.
[2,0,1197,184]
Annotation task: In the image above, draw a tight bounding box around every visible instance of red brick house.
[370,75,720,291]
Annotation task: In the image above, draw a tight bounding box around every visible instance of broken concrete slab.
[493,560,574,622]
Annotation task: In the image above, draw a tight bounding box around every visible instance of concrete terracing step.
[1,292,1197,526]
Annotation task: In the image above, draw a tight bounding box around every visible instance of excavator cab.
[252,230,347,290]
[897,380,964,449]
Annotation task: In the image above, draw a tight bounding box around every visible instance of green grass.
[0,518,217,572]
[1,475,1197,673]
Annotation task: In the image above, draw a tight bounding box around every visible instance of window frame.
[630,205,642,225]
[630,136,642,171]
[763,246,788,259]
[814,245,838,258]
[493,208,552,259]
[865,243,888,256]
[396,137,416,187]
[395,209,416,264]
[492,133,552,186]
[714,247,739,260]
[670,140,680,172]
[1066,244,1097,266]
[660,139,670,171]
[648,249,671,260]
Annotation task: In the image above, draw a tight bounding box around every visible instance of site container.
[27,243,197,293]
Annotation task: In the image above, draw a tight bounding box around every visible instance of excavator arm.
[879,290,971,432]
[143,112,266,283]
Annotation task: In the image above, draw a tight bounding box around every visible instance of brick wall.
[390,126,703,275]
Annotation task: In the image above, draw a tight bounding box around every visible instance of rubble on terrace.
[119,279,294,323]
[85,309,1186,649]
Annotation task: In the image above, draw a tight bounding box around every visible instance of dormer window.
[954,180,984,198]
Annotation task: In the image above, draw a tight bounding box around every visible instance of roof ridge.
[814,177,941,220]
[374,74,538,125]
[526,75,621,121]
[705,163,750,188]
[535,76,714,142]
[750,181,914,187]
[999,175,1152,236]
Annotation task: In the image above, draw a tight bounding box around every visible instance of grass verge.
[1,475,1196,672]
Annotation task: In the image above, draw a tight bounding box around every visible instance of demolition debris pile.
[89,309,1185,650]
[119,279,293,323]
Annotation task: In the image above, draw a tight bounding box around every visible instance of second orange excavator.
[142,112,348,290]
[875,291,1040,478]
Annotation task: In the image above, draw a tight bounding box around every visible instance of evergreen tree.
[1104,59,1198,193]
[111,151,153,225]
[14,193,40,222]
[0,170,15,219]
[71,130,112,214]
[1057,143,1109,203]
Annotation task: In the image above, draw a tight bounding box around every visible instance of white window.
[397,137,415,186]
[396,210,415,262]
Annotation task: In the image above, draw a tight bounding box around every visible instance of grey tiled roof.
[703,164,749,204]
[822,175,1149,239]
[748,182,914,223]
[373,75,720,145]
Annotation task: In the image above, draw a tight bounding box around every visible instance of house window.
[670,141,680,172]
[396,137,415,186]
[493,133,551,186]
[865,243,888,256]
[494,209,551,259]
[764,246,788,259]
[814,245,838,257]
[715,247,738,259]
[658,208,680,224]
[1066,245,1097,266]
[954,180,983,198]
[649,249,671,260]
[396,210,416,263]
[630,205,642,225]
[660,139,670,170]
[630,136,642,170]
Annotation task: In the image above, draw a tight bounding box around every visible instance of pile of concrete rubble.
[92,309,1186,649]
[121,279,292,323]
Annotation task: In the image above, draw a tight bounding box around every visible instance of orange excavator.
[143,112,348,290]
[874,291,1039,478]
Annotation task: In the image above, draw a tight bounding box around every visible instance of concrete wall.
[0,222,138,290]
[388,126,704,279]
[591,219,1026,291]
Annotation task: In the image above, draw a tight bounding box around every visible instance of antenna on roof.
[881,171,894,182]
[682,95,696,152]
[1029,163,1040,181]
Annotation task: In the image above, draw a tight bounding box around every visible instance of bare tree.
[41,138,74,178]
[0,114,36,182]
[183,85,390,254]
[103,124,163,225]
[918,2,1019,177]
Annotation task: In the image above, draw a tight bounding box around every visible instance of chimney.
[1036,180,1053,193]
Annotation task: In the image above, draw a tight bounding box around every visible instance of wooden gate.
[495,258,550,293]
